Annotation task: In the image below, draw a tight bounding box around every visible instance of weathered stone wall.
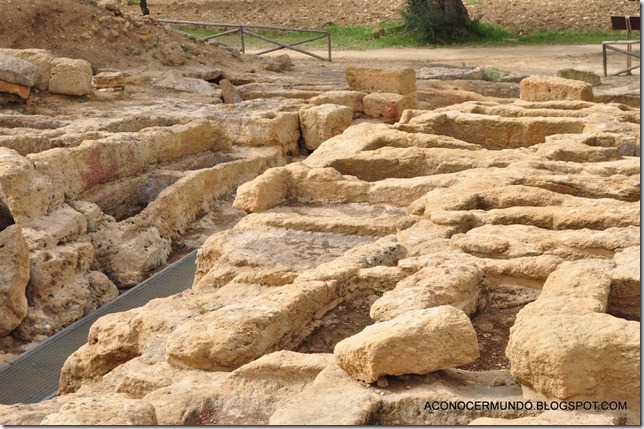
[0,92,288,343]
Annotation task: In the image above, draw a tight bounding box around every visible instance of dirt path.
[256,43,638,77]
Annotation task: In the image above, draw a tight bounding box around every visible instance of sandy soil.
[115,0,641,31]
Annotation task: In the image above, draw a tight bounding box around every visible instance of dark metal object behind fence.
[158,19,332,61]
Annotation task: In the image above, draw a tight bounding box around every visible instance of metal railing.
[158,19,332,61]
[602,15,640,77]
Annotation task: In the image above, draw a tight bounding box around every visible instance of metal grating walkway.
[0,250,198,405]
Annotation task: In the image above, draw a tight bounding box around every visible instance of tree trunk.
[403,0,473,41]
[431,0,470,22]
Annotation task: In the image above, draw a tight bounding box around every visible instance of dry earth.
[114,0,641,32]
[0,0,640,426]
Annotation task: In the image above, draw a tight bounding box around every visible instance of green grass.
[175,21,636,51]
[462,22,636,46]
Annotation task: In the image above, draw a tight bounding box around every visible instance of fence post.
[327,32,332,61]
[240,26,246,54]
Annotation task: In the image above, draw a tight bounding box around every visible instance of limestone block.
[263,54,293,72]
[363,92,417,123]
[105,227,171,287]
[29,119,231,199]
[506,313,639,400]
[154,72,219,96]
[0,48,54,90]
[108,360,182,400]
[68,201,105,233]
[299,103,353,150]
[0,52,37,87]
[0,225,30,336]
[59,290,203,395]
[452,224,639,261]
[166,280,335,371]
[139,147,284,238]
[557,68,602,86]
[309,90,366,118]
[285,164,370,206]
[232,166,291,213]
[160,41,186,66]
[219,110,300,155]
[538,259,613,310]
[180,351,333,425]
[609,246,640,319]
[20,204,88,249]
[513,296,605,325]
[0,396,67,425]
[0,148,64,223]
[370,257,482,321]
[143,374,228,425]
[40,393,157,425]
[220,78,243,103]
[269,362,380,425]
[334,306,479,383]
[49,57,93,96]
[416,87,482,109]
[59,309,142,394]
[346,66,416,95]
[520,75,594,102]
[92,71,126,89]
[13,242,118,340]
[0,79,30,99]
[237,83,321,100]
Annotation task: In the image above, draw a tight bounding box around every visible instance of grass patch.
[462,22,635,46]
[174,21,636,51]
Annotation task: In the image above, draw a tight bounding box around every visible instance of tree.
[402,0,475,43]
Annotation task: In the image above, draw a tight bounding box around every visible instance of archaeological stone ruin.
[0,7,640,425]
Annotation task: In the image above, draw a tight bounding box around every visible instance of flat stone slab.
[0,53,37,87]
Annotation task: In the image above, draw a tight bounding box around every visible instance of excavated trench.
[83,151,240,222]
[86,172,182,221]
[0,106,289,356]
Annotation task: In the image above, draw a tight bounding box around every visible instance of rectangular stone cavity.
[83,172,181,222]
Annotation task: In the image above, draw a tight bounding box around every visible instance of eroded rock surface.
[0,225,30,336]
[0,58,639,425]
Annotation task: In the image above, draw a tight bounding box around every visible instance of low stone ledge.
[49,57,93,96]
[299,103,353,150]
[346,66,416,95]
[362,92,417,123]
[520,75,594,102]
[310,90,366,118]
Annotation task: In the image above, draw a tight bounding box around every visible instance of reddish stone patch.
[80,146,119,191]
